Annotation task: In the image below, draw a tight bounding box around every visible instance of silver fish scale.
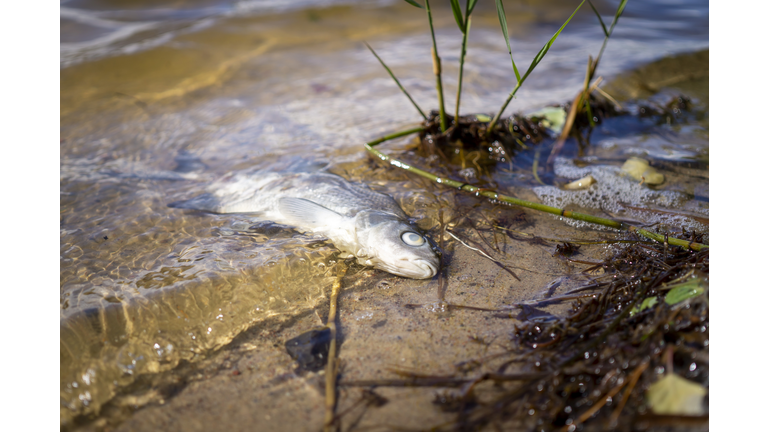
[184,172,407,219]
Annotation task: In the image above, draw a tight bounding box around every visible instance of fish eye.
[401,232,425,247]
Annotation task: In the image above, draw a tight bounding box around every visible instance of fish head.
[355,212,441,279]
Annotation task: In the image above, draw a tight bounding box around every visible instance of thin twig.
[512,292,600,308]
[447,229,521,281]
[405,302,502,312]
[366,133,708,251]
[340,372,548,388]
[594,85,622,109]
[469,219,500,253]
[547,89,585,167]
[324,261,349,432]
[608,359,651,426]
[366,126,424,146]
[494,225,650,246]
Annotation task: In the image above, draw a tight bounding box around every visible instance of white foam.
[533,158,708,239]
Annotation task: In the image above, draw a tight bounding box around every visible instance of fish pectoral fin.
[277,197,345,229]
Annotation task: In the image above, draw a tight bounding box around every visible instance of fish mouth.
[375,259,439,279]
[414,260,439,279]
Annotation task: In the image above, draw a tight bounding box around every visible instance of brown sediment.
[324,229,708,432]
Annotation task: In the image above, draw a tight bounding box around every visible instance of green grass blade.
[455,0,476,119]
[588,0,609,37]
[450,0,465,32]
[584,98,595,127]
[519,0,585,83]
[425,0,447,132]
[495,0,520,83]
[487,0,585,134]
[366,126,425,147]
[364,42,427,120]
[455,13,472,119]
[608,0,628,34]
[403,0,424,9]
[467,0,478,15]
[594,0,628,73]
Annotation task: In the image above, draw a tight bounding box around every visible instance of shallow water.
[60,0,709,428]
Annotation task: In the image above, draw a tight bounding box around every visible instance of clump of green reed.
[370,0,585,135]
[361,1,706,250]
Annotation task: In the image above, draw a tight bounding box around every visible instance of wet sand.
[107,209,612,432]
[60,1,708,429]
[101,50,708,432]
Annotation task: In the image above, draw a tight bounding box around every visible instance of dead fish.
[170,171,441,279]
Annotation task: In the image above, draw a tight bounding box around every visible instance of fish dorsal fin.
[278,197,345,229]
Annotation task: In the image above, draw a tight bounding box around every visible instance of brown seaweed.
[341,230,708,431]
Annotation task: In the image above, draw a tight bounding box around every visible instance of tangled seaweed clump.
[508,235,709,431]
[417,110,547,167]
[340,231,709,431]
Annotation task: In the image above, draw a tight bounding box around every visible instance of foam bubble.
[533,158,708,238]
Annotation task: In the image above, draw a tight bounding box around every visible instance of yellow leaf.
[646,373,707,415]
[563,175,597,190]
[621,157,665,185]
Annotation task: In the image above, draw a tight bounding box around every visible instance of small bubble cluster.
[458,167,477,180]
[533,158,707,236]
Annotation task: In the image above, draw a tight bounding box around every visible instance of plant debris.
[418,110,548,168]
[416,92,625,172]
[562,174,597,190]
[502,233,709,431]
[553,242,580,258]
[342,230,708,431]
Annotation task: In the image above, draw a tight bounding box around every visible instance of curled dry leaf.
[563,174,597,190]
